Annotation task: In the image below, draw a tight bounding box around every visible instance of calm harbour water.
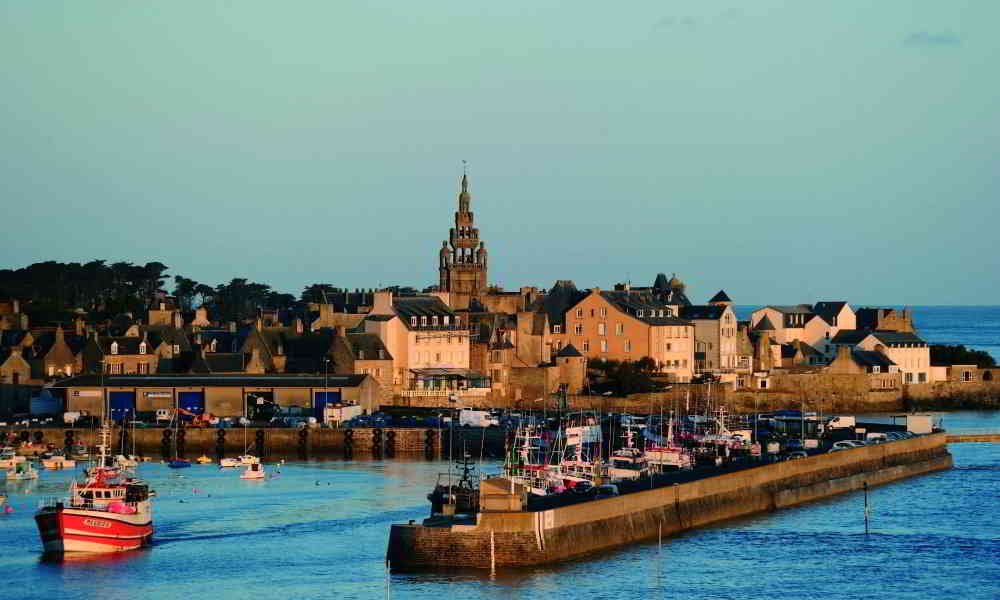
[2,306,998,599]
[1,434,998,600]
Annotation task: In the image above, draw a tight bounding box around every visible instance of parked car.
[595,484,619,499]
[832,441,857,450]
[786,451,808,460]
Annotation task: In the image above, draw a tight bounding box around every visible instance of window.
[435,352,441,362]
[759,379,768,389]
[962,371,973,382]
[615,323,623,335]
[110,342,118,355]
[138,363,149,374]
[597,323,606,336]
[110,363,122,375]
[682,359,688,367]
[872,366,880,373]
[432,316,439,326]
[582,340,590,352]
[553,325,562,334]
[576,308,583,318]
[358,350,365,360]
[905,372,914,383]
[624,339,631,352]
[600,307,607,318]
[420,316,428,326]
[918,372,927,383]
[575,324,583,335]
[173,344,180,354]
[637,310,643,317]
[139,342,146,354]
[600,340,608,353]
[666,343,672,352]
[48,365,55,376]
[443,316,450,325]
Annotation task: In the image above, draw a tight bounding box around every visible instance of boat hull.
[35,505,153,555]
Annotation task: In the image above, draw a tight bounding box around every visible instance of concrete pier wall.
[3,426,443,456]
[387,433,952,569]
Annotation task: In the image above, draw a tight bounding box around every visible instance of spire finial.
[461,160,468,191]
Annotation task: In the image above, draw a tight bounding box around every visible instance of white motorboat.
[6,461,39,480]
[0,446,26,469]
[42,451,77,470]
[240,462,266,480]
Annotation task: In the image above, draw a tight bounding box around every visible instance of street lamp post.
[324,357,330,427]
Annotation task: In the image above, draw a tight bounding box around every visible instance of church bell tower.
[439,173,488,309]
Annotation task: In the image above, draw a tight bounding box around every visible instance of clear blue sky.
[2,2,996,305]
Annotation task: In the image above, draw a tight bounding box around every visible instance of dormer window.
[637,310,643,318]
[455,316,461,327]
[173,344,180,354]
[432,316,439,326]
[211,339,218,352]
[378,349,385,359]
[576,309,583,318]
[553,325,562,334]
[139,342,146,354]
[443,316,450,326]
[111,341,118,355]
[410,316,417,327]
[420,316,428,326]
[358,350,365,360]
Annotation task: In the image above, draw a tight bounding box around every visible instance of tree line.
[0,260,381,326]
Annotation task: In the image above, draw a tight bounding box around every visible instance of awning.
[409,368,484,378]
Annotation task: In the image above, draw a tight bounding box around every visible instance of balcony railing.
[399,388,490,397]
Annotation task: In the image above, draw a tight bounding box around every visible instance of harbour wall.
[3,426,444,457]
[387,433,952,569]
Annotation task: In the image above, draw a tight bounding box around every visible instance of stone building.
[438,174,488,310]
[552,288,695,381]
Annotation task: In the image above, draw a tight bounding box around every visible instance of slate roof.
[869,331,927,347]
[556,343,583,358]
[813,301,848,325]
[538,280,587,330]
[600,292,692,326]
[50,374,369,388]
[190,352,246,374]
[32,330,87,357]
[780,343,799,359]
[393,296,459,331]
[365,314,395,322]
[99,336,146,355]
[768,304,814,315]
[830,329,869,345]
[0,330,29,348]
[852,350,896,368]
[680,305,726,320]
[146,326,192,352]
[197,330,248,354]
[346,333,392,361]
[708,290,732,303]
[755,315,776,331]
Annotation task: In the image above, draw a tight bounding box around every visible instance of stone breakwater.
[386,433,952,569]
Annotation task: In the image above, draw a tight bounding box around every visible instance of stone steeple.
[439,172,488,309]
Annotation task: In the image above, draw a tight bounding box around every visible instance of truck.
[458,408,499,428]
[825,416,856,430]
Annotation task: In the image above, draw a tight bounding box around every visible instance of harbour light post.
[323,357,330,426]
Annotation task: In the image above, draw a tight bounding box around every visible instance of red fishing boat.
[35,424,154,555]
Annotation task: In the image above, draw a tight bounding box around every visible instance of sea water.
[0,434,997,600]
